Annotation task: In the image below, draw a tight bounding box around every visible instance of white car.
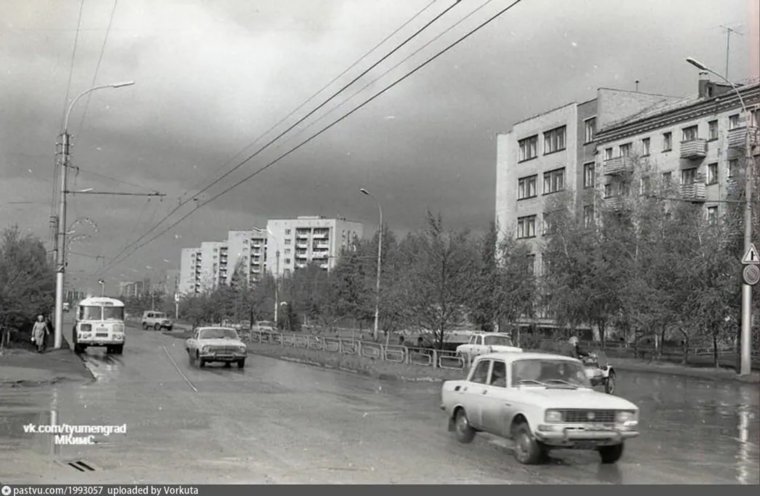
[440,352,639,465]
[456,333,522,363]
[185,326,247,368]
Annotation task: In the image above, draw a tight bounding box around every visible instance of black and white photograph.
[0,0,759,487]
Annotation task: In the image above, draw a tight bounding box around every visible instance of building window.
[604,147,613,160]
[583,162,595,188]
[707,206,718,225]
[583,205,594,228]
[525,255,536,275]
[662,171,672,186]
[584,117,596,143]
[728,114,741,130]
[663,132,672,151]
[708,120,718,140]
[543,126,566,154]
[604,183,613,198]
[517,215,536,239]
[284,258,291,264]
[682,125,698,142]
[707,163,718,185]
[517,175,537,200]
[284,249,291,255]
[642,138,650,156]
[543,212,556,235]
[285,229,291,235]
[518,135,538,162]
[620,143,632,157]
[543,168,565,194]
[284,239,291,245]
[640,176,651,196]
[728,159,739,178]
[681,168,697,185]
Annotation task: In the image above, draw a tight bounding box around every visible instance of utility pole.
[274,250,280,327]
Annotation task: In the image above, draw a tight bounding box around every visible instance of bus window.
[79,306,102,321]
[103,307,125,321]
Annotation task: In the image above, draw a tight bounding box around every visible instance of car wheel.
[106,346,113,354]
[74,343,84,353]
[598,443,624,463]
[512,422,544,465]
[605,371,616,394]
[142,323,148,330]
[238,359,245,369]
[154,323,161,331]
[453,408,476,444]
[114,345,123,355]
[224,362,231,368]
[199,358,206,368]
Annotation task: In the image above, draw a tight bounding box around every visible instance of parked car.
[254,320,276,332]
[185,326,247,368]
[440,352,639,465]
[456,332,522,363]
[141,311,173,331]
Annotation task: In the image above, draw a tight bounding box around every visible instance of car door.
[473,335,488,356]
[464,359,492,429]
[481,360,510,436]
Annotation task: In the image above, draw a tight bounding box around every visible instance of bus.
[72,296,126,354]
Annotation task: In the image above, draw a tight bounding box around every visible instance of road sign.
[741,243,759,265]
[174,293,180,303]
[743,265,760,286]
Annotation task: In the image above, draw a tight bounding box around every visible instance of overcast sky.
[1,0,758,292]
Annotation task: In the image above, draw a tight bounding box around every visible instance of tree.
[402,212,478,349]
[0,226,55,345]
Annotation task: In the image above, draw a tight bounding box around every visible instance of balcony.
[680,182,706,202]
[296,242,309,249]
[680,139,707,159]
[312,251,329,260]
[603,156,633,175]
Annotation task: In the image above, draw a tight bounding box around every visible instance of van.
[141,311,173,331]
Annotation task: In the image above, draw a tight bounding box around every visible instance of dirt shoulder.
[0,348,93,387]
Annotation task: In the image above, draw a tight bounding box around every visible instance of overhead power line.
[99,0,526,273]
[99,0,462,271]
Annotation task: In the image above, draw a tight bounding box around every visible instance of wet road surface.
[1,325,757,484]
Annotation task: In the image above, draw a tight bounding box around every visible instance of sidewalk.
[610,356,760,383]
[0,347,93,387]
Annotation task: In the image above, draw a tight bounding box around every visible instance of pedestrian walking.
[31,314,49,353]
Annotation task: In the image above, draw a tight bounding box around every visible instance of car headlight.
[237,346,247,353]
[201,346,209,353]
[544,410,563,423]
[616,410,638,424]
[80,323,92,332]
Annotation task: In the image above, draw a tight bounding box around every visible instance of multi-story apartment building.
[495,74,760,334]
[266,216,363,277]
[225,229,268,285]
[495,88,678,274]
[179,247,202,295]
[178,229,270,295]
[596,75,759,220]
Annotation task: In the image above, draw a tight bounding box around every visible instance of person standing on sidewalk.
[31,314,48,353]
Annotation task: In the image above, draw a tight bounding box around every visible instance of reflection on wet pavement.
[1,327,758,484]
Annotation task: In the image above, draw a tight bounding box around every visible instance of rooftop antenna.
[719,24,743,79]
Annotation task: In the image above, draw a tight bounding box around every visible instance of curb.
[612,362,760,384]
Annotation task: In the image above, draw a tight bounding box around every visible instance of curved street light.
[53,81,135,349]
[360,188,383,341]
[686,57,755,376]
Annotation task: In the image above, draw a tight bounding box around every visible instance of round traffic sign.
[743,264,760,286]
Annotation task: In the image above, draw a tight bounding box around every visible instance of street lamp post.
[686,57,755,375]
[360,188,383,341]
[53,81,134,349]
[98,279,105,297]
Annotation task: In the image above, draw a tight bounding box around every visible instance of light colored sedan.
[186,326,247,368]
[456,333,522,363]
[441,352,639,464]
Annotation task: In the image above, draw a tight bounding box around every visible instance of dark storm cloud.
[1,0,756,291]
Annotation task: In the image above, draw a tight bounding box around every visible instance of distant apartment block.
[266,217,363,277]
[119,278,151,298]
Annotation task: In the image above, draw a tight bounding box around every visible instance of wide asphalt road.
[1,323,757,484]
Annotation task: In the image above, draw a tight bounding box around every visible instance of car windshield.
[153,312,166,318]
[103,307,124,320]
[511,359,590,388]
[484,335,513,346]
[199,328,239,340]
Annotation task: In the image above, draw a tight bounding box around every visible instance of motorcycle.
[581,352,616,394]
